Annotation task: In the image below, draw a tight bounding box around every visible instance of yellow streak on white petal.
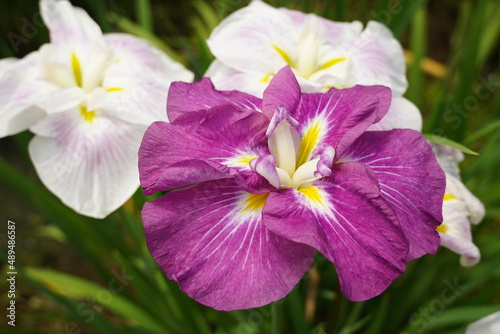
[444,193,456,201]
[106,87,124,92]
[272,44,294,67]
[317,57,347,71]
[259,73,274,83]
[436,224,447,233]
[80,106,96,123]
[239,193,269,214]
[298,186,326,208]
[71,52,83,88]
[297,118,323,167]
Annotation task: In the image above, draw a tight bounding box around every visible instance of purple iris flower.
[139,66,445,311]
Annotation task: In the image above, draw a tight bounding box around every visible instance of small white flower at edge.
[432,143,485,266]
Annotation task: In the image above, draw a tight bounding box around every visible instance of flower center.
[268,117,332,189]
[40,45,118,123]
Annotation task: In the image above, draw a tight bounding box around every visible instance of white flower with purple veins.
[0,0,193,218]
[432,143,485,266]
[205,0,421,132]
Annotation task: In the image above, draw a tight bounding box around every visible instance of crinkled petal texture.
[205,0,417,130]
[141,67,446,308]
[143,179,315,310]
[140,105,273,195]
[340,130,445,260]
[167,77,262,122]
[263,164,408,301]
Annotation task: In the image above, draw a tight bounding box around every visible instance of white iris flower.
[0,0,193,218]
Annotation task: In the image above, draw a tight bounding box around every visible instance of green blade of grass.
[423,134,479,155]
[407,7,426,107]
[25,267,169,333]
[135,0,153,32]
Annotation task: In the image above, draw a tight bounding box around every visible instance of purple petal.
[167,77,262,122]
[341,130,446,260]
[262,66,301,118]
[139,105,270,195]
[293,85,391,165]
[143,179,315,310]
[263,162,407,301]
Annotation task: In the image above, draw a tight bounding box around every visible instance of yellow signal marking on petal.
[235,156,258,165]
[240,193,269,214]
[436,224,447,233]
[317,57,347,71]
[443,193,456,201]
[106,87,124,92]
[80,106,96,123]
[297,119,323,167]
[299,186,326,208]
[259,73,274,83]
[272,44,295,66]
[71,52,83,87]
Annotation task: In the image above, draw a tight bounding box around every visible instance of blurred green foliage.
[1,0,499,333]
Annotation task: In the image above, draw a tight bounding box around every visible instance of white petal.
[439,232,480,267]
[205,60,270,97]
[0,53,52,137]
[466,311,500,334]
[207,0,295,74]
[431,143,464,179]
[100,34,193,125]
[345,21,408,96]
[40,0,102,45]
[29,111,146,218]
[33,87,85,115]
[446,174,485,225]
[104,33,193,82]
[98,61,171,125]
[368,96,422,131]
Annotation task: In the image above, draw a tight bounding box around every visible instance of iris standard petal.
[29,110,145,219]
[263,162,407,301]
[40,0,103,45]
[139,105,271,194]
[167,77,262,122]
[341,130,446,260]
[142,178,315,310]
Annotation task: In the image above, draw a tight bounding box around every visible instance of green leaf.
[425,305,500,331]
[135,0,153,32]
[24,267,168,333]
[423,134,479,155]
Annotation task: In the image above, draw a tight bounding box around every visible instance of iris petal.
[143,179,315,310]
